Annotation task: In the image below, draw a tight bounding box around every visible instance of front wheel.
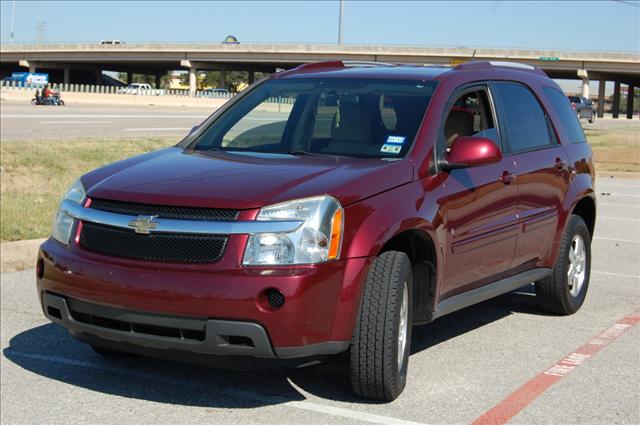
[588,111,595,123]
[535,215,591,315]
[349,251,413,401]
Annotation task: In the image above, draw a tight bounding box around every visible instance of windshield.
[191,78,437,158]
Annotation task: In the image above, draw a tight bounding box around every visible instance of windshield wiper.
[285,150,330,156]
[285,150,355,158]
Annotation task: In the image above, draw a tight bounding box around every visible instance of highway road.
[2,100,638,143]
[1,183,639,425]
[0,102,213,141]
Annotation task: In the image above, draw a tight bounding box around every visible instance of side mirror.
[441,136,502,171]
[188,124,199,135]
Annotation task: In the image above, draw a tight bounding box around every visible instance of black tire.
[588,111,595,123]
[349,251,413,401]
[535,215,591,315]
[90,345,133,357]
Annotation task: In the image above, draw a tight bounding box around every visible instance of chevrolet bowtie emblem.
[128,215,159,234]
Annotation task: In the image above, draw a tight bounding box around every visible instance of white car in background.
[117,83,163,96]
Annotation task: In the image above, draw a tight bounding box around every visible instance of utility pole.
[10,0,16,42]
[338,0,344,45]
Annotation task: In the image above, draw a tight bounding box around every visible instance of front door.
[438,86,519,299]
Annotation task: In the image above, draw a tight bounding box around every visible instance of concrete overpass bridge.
[1,43,638,118]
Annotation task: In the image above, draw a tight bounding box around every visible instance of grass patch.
[1,138,175,242]
[585,127,640,173]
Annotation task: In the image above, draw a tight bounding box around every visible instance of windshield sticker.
[380,143,402,154]
[386,135,406,145]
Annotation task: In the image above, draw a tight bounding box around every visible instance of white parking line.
[595,237,640,244]
[597,203,640,208]
[593,270,640,279]
[598,216,640,222]
[5,350,423,425]
[598,193,640,198]
[125,128,191,132]
[596,183,639,189]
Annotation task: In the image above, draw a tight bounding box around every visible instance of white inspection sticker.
[380,144,402,154]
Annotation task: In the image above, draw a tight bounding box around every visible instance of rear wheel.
[349,251,413,401]
[535,215,591,315]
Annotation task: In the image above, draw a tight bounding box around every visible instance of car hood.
[82,147,414,210]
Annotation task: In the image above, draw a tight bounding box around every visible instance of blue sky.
[0,0,638,52]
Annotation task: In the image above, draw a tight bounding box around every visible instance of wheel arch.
[379,229,438,324]
[570,195,596,241]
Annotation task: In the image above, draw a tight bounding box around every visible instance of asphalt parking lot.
[1,181,638,424]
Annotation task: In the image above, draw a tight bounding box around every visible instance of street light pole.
[10,0,16,42]
[338,0,343,45]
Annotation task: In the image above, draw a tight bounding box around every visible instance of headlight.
[51,179,86,245]
[243,195,344,265]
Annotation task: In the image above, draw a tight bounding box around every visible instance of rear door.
[492,82,571,273]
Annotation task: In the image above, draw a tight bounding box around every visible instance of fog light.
[258,288,285,311]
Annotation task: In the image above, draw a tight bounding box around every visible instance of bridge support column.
[597,79,605,118]
[189,68,197,96]
[95,70,103,85]
[577,69,589,98]
[612,81,621,119]
[155,72,162,89]
[63,68,70,85]
[248,69,255,84]
[126,72,132,84]
[219,70,227,90]
[627,85,635,119]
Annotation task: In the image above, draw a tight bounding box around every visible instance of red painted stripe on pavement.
[472,309,640,425]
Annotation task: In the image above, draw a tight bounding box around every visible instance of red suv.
[37,61,596,401]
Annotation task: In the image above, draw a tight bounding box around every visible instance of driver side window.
[444,89,498,151]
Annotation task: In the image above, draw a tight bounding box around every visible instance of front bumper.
[42,291,348,361]
[37,238,372,362]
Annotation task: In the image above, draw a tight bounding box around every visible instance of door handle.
[500,171,517,185]
[554,158,568,170]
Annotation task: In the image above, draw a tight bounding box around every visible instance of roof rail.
[342,60,398,67]
[454,60,546,75]
[293,60,398,72]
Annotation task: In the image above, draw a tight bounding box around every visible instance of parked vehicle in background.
[5,72,49,86]
[117,83,163,95]
[100,40,125,45]
[38,60,596,401]
[568,95,596,123]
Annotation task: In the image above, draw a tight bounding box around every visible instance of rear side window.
[494,82,551,152]
[543,86,586,144]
